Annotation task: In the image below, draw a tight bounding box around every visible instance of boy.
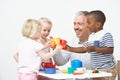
[86,10,117,80]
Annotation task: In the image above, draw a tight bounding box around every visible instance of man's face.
[73,15,89,38]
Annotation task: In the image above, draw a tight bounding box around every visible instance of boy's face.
[87,15,97,33]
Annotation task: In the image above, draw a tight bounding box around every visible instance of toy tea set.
[40,38,99,74]
[41,62,56,74]
[62,59,86,75]
[41,59,99,74]
[62,59,99,75]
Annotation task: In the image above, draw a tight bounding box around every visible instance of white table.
[39,70,112,80]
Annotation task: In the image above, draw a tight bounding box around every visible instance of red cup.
[60,39,67,49]
[41,62,56,68]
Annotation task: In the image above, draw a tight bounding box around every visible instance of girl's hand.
[55,45,62,50]
[44,40,52,48]
[49,36,53,39]
[53,45,62,53]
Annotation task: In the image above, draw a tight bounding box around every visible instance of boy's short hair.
[22,19,41,38]
[89,10,106,25]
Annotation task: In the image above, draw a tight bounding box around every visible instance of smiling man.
[53,11,92,72]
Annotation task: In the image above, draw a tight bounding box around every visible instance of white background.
[0,0,120,80]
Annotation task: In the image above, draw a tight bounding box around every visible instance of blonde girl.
[38,17,52,44]
[13,19,62,80]
[38,17,53,63]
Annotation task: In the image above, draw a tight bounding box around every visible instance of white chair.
[117,60,120,80]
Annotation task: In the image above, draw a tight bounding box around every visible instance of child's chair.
[117,60,120,80]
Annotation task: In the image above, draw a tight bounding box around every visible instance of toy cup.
[41,62,56,68]
[51,38,60,48]
[51,40,56,48]
[51,38,67,49]
[68,67,74,74]
[60,39,67,48]
[52,38,60,45]
[71,59,82,70]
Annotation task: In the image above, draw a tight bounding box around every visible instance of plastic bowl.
[44,68,56,74]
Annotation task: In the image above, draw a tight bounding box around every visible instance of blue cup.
[94,40,99,47]
[44,68,56,74]
[71,59,82,70]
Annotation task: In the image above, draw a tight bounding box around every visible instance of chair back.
[117,60,120,80]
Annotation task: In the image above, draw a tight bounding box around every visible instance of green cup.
[68,67,74,74]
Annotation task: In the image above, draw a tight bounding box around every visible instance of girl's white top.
[17,38,43,73]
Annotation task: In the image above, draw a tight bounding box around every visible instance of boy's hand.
[62,44,70,51]
[86,46,95,53]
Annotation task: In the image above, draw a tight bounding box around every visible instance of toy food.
[92,69,99,73]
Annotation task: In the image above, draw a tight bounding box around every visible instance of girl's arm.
[37,45,62,60]
[42,40,52,50]
[13,50,19,63]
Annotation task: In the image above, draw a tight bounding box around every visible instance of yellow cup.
[52,38,60,45]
